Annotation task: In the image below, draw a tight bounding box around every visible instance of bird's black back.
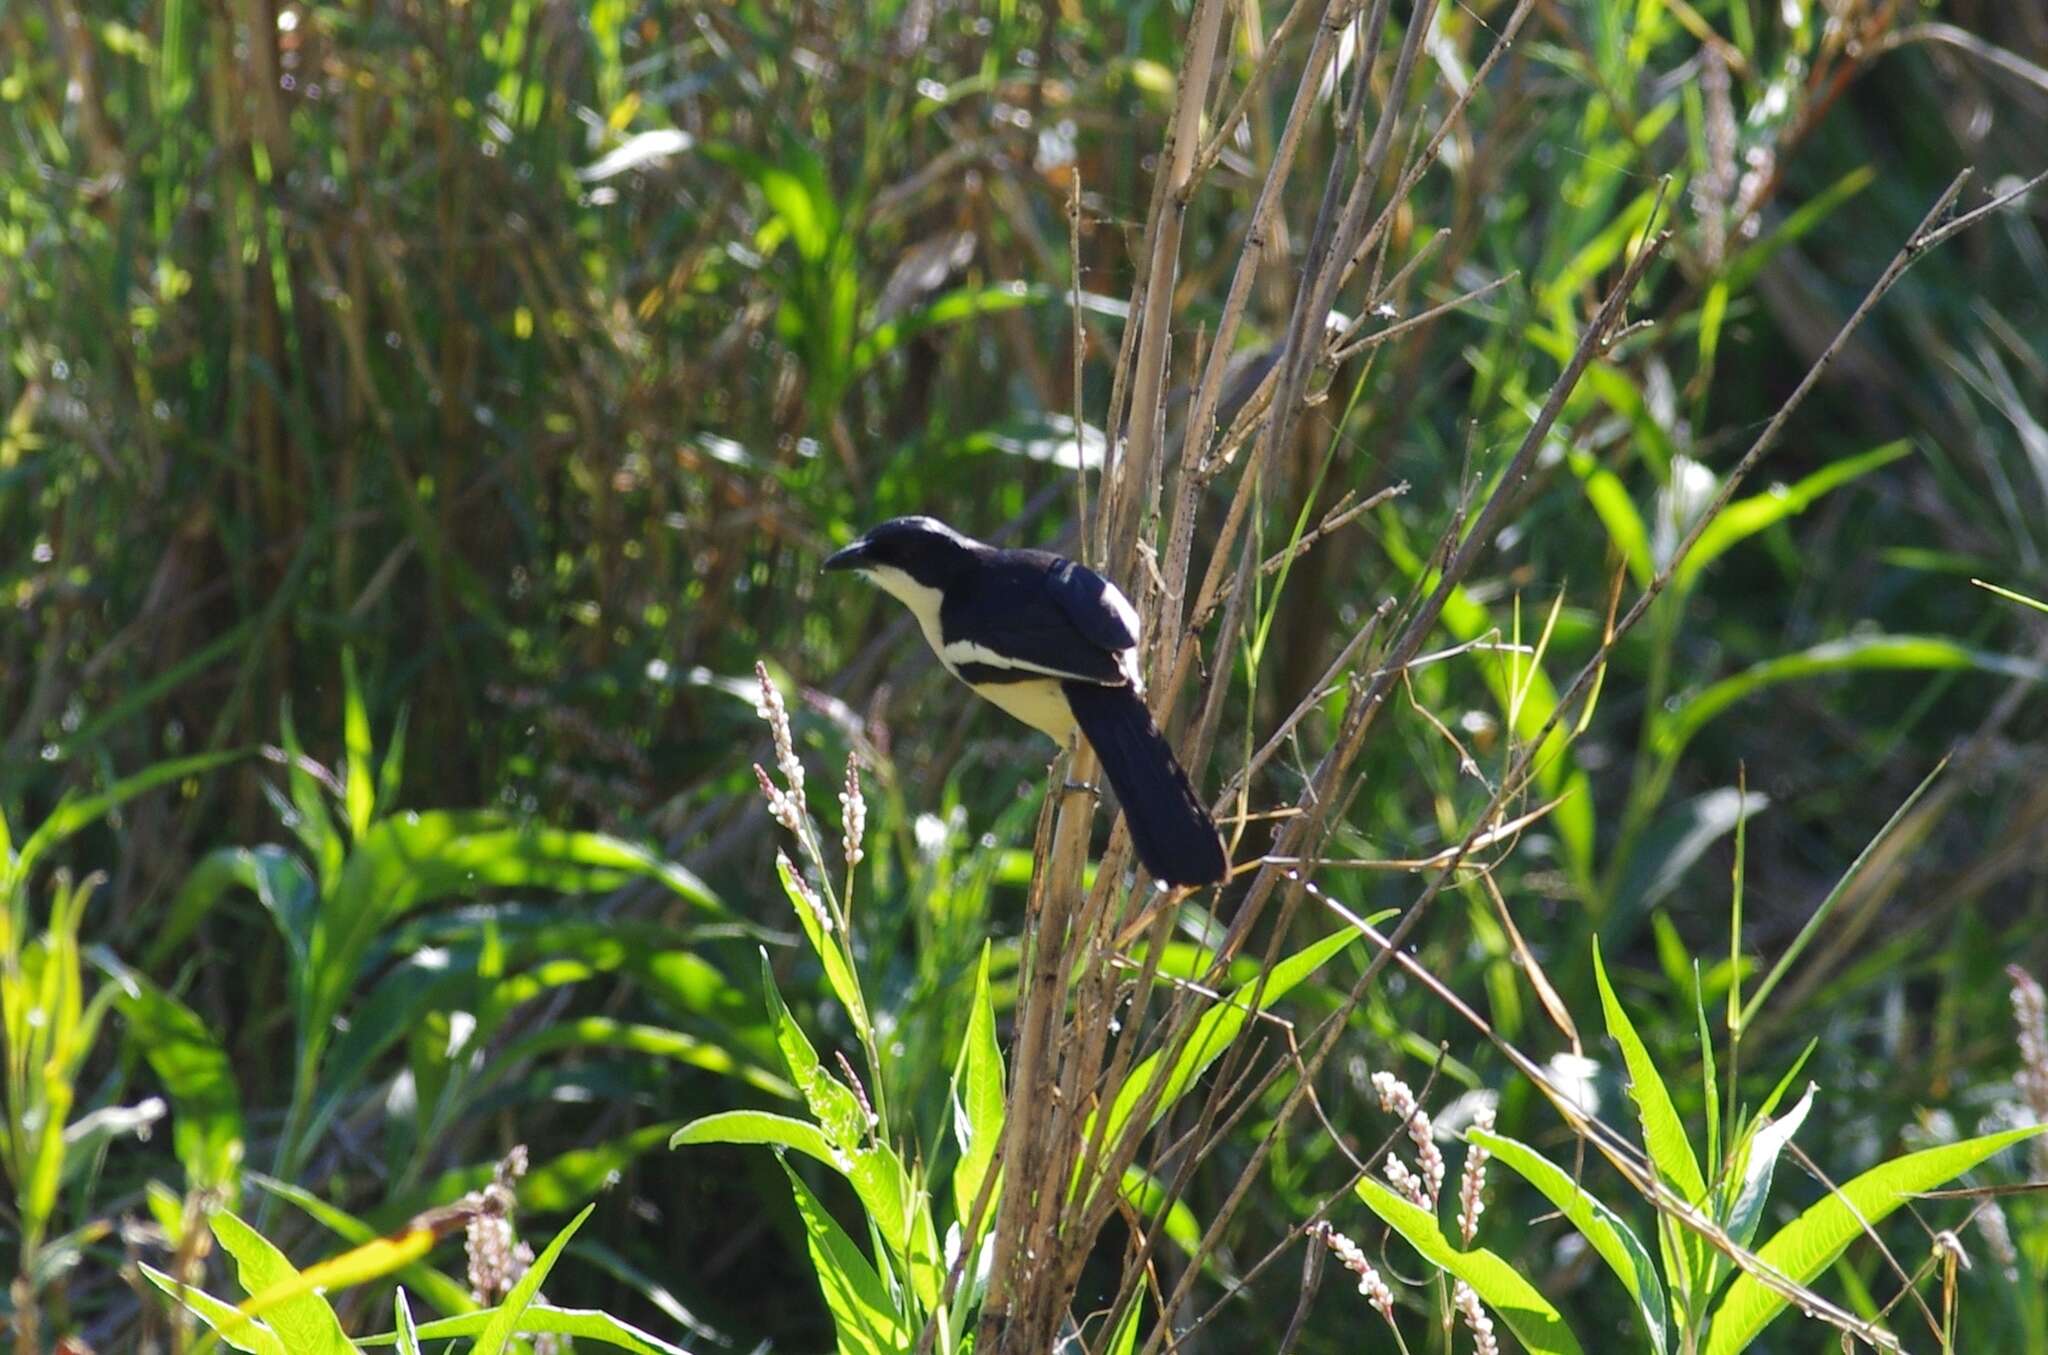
[940,548,1134,687]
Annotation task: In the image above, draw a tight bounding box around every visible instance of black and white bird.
[824,517,1227,887]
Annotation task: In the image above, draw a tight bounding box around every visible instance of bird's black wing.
[939,551,1130,686]
[1043,557,1140,654]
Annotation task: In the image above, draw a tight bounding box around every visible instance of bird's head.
[823,516,978,604]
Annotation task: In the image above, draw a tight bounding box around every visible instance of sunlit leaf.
[1475,1130,1667,1354]
[1703,1126,2046,1355]
[1355,1178,1585,1355]
[469,1204,595,1355]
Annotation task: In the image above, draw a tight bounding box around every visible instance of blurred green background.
[3,0,2046,1350]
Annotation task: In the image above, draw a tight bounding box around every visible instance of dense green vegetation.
[4,0,2046,1351]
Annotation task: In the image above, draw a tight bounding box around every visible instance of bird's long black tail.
[1061,681,1227,887]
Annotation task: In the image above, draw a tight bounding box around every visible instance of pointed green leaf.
[951,943,1006,1230]
[469,1203,595,1355]
[1474,1130,1667,1355]
[139,1263,287,1355]
[1355,1178,1584,1355]
[782,1159,910,1355]
[671,1110,840,1166]
[1654,635,2048,763]
[1675,441,1911,593]
[759,949,868,1148]
[209,1209,354,1355]
[363,1303,693,1353]
[341,650,375,837]
[247,1174,477,1317]
[98,953,244,1195]
[1704,1126,2046,1355]
[393,1289,421,1355]
[1725,1082,1817,1251]
[151,844,315,972]
[776,853,869,1045]
[1594,939,1706,1206]
[1086,928,1357,1190]
[17,751,239,882]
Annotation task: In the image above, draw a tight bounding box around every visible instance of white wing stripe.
[940,637,1113,684]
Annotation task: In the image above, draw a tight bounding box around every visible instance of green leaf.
[249,1172,476,1317]
[853,281,1049,374]
[16,751,239,882]
[139,1263,287,1355]
[1102,1294,1144,1355]
[150,844,316,972]
[469,1203,594,1355]
[673,1101,941,1311]
[1120,1166,1202,1258]
[1675,440,1912,594]
[951,943,1006,1229]
[1354,1178,1585,1355]
[487,1015,795,1102]
[775,855,869,1049]
[671,1110,840,1166]
[1084,929,1358,1195]
[1608,788,1768,933]
[759,948,869,1148]
[209,1209,354,1355]
[782,1158,910,1355]
[1725,1082,1816,1251]
[1570,450,1652,586]
[1973,578,2048,614]
[1722,165,1876,293]
[1594,940,1707,1204]
[1475,1130,1667,1355]
[341,649,375,837]
[304,813,721,1068]
[363,1303,693,1354]
[97,953,244,1194]
[1703,1126,2047,1355]
[393,1289,421,1355]
[1653,635,2048,762]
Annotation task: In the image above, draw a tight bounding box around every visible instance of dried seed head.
[1454,1280,1500,1355]
[839,754,866,869]
[457,1148,559,1351]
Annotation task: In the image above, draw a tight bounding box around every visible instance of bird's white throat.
[860,565,949,658]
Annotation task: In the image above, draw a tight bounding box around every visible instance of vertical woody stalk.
[976,2,1230,1348]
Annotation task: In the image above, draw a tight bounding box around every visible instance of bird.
[823,516,1227,887]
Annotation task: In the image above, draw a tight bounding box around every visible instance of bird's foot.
[1061,778,1101,800]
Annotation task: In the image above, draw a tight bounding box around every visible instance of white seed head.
[839,754,867,868]
[1454,1280,1500,1355]
[1457,1103,1497,1245]
[754,660,804,799]
[779,849,834,934]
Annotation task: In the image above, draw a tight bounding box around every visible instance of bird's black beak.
[822,539,868,572]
